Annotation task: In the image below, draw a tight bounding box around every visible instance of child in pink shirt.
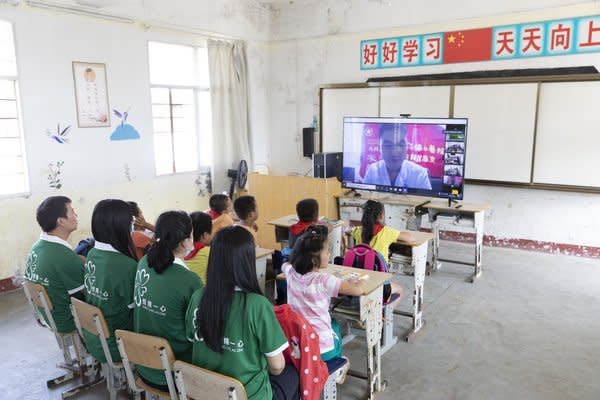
[282,226,364,361]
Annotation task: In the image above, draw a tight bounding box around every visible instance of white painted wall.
[0,3,271,280]
[264,1,600,248]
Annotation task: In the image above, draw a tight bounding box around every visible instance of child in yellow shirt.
[207,194,234,234]
[185,212,212,285]
[351,200,411,305]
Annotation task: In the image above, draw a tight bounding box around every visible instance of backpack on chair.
[341,243,387,272]
[336,244,392,302]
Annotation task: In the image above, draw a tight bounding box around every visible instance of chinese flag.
[443,27,493,63]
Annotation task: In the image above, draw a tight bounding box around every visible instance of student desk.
[388,231,433,343]
[326,264,390,399]
[337,194,489,283]
[423,201,489,283]
[256,247,274,294]
[267,215,344,262]
[337,193,430,232]
[345,223,433,343]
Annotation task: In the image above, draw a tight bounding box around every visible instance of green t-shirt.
[133,256,202,386]
[82,242,137,363]
[25,234,84,333]
[185,288,289,400]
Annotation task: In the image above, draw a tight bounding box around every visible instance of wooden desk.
[268,215,345,262]
[256,248,274,294]
[346,229,433,343]
[389,231,433,343]
[325,264,389,399]
[248,174,344,250]
[423,201,489,283]
[337,194,428,234]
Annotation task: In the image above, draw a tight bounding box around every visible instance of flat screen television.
[342,116,468,200]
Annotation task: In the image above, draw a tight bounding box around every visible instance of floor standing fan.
[227,160,248,198]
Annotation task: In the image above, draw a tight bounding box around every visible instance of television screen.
[342,117,468,200]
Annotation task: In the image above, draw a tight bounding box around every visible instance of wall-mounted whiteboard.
[454,83,538,183]
[533,81,600,187]
[321,88,379,152]
[380,86,451,118]
[320,78,600,191]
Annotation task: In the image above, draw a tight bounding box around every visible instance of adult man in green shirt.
[25,196,84,333]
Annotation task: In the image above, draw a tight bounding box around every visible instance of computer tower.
[313,152,342,181]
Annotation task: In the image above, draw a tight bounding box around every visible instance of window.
[148,41,212,175]
[0,21,28,196]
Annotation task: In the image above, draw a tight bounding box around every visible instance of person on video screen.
[363,123,432,190]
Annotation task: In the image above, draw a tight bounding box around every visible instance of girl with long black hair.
[133,210,202,389]
[185,226,300,400]
[83,199,138,363]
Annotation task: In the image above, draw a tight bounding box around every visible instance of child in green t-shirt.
[82,199,138,363]
[186,226,300,400]
[133,211,202,388]
[185,211,213,284]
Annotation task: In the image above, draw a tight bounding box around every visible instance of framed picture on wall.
[72,61,110,128]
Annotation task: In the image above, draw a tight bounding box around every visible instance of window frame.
[0,20,30,199]
[147,41,210,176]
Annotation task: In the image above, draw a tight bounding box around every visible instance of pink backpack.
[341,243,387,272]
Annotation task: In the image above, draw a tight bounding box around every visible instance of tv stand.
[447,198,459,207]
[344,188,361,197]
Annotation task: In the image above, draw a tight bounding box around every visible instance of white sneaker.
[336,356,351,384]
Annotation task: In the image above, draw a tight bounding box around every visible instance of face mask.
[184,240,194,257]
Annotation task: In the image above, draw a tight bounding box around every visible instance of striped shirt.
[282,262,341,353]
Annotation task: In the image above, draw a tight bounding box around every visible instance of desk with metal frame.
[423,201,488,283]
[326,264,389,399]
[267,214,344,262]
[387,231,433,343]
[255,247,274,294]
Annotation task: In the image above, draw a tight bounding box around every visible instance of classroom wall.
[264,1,600,251]
[0,3,271,282]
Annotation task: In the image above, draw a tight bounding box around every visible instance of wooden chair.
[22,281,103,399]
[70,298,139,400]
[173,360,247,400]
[115,329,178,400]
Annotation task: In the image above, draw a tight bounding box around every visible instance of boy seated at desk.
[206,194,234,234]
[185,211,213,285]
[233,195,259,246]
[287,198,332,250]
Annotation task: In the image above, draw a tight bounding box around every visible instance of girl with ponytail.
[133,210,202,389]
[351,200,413,308]
[352,200,413,263]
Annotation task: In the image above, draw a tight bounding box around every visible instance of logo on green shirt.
[25,251,49,286]
[85,260,109,301]
[134,269,150,307]
[84,261,96,291]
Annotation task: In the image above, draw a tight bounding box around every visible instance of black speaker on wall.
[302,127,315,158]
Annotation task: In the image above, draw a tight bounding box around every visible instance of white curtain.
[208,39,252,194]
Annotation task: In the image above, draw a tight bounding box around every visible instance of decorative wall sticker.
[46,124,71,144]
[47,161,64,190]
[110,108,140,141]
[195,166,212,197]
[123,163,133,182]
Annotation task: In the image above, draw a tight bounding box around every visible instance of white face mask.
[184,239,194,257]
